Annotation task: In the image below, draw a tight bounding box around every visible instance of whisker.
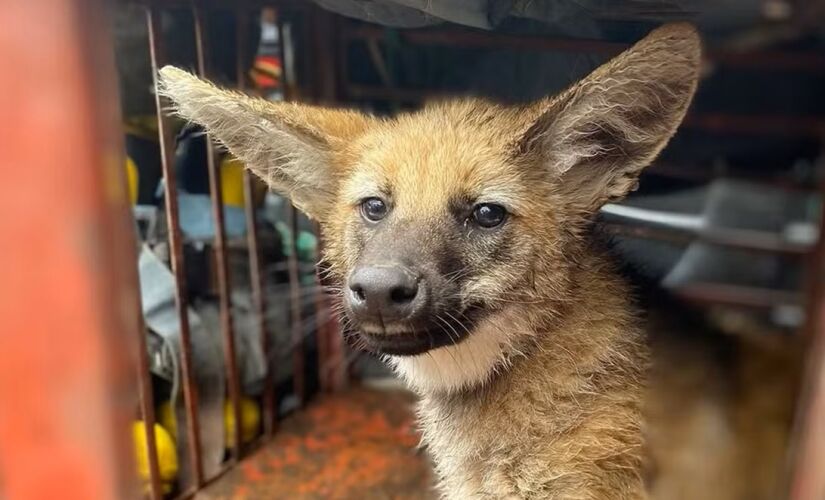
[433,315,465,380]
[444,309,483,377]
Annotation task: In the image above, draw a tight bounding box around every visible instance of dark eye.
[472,203,507,228]
[360,197,388,222]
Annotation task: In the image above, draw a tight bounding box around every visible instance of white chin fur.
[387,312,520,394]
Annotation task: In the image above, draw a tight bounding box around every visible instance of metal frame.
[788,152,825,500]
[147,7,206,490]
[139,3,336,498]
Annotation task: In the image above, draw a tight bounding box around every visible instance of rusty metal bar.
[276,7,299,102]
[682,113,825,138]
[310,5,338,104]
[292,3,349,393]
[319,268,348,392]
[601,222,814,255]
[343,23,625,57]
[345,81,825,138]
[243,172,277,434]
[647,163,818,191]
[342,22,825,74]
[671,282,803,309]
[236,6,277,437]
[343,83,442,102]
[273,7,307,406]
[135,313,163,499]
[0,0,139,497]
[325,320,346,392]
[310,9,329,392]
[787,154,825,500]
[191,2,243,462]
[287,205,306,406]
[314,226,331,393]
[146,5,205,486]
[307,7,342,392]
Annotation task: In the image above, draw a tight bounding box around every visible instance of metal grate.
[137,3,344,498]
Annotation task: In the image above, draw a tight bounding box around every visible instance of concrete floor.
[196,387,435,500]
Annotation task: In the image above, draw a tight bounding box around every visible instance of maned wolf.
[159,23,719,499]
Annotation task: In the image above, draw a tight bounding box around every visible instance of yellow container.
[132,420,178,494]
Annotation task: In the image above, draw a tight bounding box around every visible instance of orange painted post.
[0,1,140,499]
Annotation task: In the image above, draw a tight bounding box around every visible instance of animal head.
[159,23,701,392]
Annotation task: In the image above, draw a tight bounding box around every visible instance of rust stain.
[199,388,435,499]
[240,462,265,483]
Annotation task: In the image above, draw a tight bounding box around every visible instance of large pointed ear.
[512,23,701,214]
[157,66,373,220]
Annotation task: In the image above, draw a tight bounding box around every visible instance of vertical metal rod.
[146,6,204,486]
[279,11,297,102]
[315,295,330,393]
[191,3,243,462]
[309,5,338,104]
[788,154,825,500]
[135,313,163,499]
[126,8,159,496]
[313,226,330,393]
[287,205,306,406]
[313,222,344,393]
[274,10,306,407]
[236,7,277,437]
[327,299,347,392]
[315,11,347,391]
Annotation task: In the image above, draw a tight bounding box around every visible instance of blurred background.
[1,1,825,499]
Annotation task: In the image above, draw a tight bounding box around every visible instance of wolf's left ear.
[157,66,373,220]
[512,23,701,213]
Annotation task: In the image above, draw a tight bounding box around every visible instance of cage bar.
[135,313,163,499]
[191,3,244,463]
[342,22,825,74]
[287,205,306,406]
[788,157,825,500]
[314,233,331,393]
[146,5,205,486]
[236,7,278,437]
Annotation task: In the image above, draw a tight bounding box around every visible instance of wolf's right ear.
[511,23,701,215]
[158,66,372,220]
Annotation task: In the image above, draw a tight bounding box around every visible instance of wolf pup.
[159,23,700,499]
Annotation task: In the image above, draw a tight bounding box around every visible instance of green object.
[296,230,317,261]
[275,222,317,261]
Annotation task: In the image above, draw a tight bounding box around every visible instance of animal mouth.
[359,328,467,356]
[354,305,486,356]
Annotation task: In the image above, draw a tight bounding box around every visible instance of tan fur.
[645,314,802,500]
[416,261,649,499]
[159,24,701,499]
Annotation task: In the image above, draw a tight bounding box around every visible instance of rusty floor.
[196,387,436,500]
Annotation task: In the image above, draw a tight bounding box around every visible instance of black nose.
[347,264,424,321]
